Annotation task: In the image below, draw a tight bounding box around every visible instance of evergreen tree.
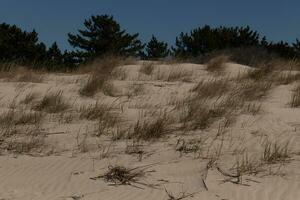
[68,15,144,61]
[172,25,261,58]
[0,23,47,63]
[141,35,169,60]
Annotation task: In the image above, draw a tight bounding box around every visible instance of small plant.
[165,188,194,200]
[290,84,300,107]
[33,91,69,113]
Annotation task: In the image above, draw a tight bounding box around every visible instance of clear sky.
[0,0,299,50]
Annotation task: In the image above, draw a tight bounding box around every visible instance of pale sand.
[0,62,299,200]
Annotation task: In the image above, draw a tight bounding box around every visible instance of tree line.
[1,14,300,70]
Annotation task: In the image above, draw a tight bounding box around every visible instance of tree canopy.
[68,15,144,61]
[0,23,47,64]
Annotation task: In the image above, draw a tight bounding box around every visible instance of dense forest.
[0,14,300,70]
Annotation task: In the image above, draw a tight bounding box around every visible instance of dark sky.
[0,0,299,50]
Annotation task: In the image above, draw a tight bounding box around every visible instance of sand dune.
[0,62,299,200]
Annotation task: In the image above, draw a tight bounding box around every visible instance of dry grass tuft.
[102,81,119,97]
[178,96,237,130]
[235,80,272,102]
[140,62,155,75]
[206,55,230,73]
[79,55,131,97]
[15,68,43,83]
[111,67,127,80]
[290,84,300,107]
[0,110,43,126]
[79,102,115,121]
[33,91,69,113]
[166,67,192,82]
[192,78,230,99]
[79,75,105,97]
[79,102,120,136]
[20,92,39,105]
[233,153,262,175]
[126,83,145,99]
[130,115,170,140]
[242,102,262,115]
[3,135,45,154]
[261,141,290,164]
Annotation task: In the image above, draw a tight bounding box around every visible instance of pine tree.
[47,42,63,64]
[68,15,144,61]
[142,35,169,60]
[292,39,300,57]
[172,25,262,58]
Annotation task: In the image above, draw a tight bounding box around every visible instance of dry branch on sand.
[90,164,157,188]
